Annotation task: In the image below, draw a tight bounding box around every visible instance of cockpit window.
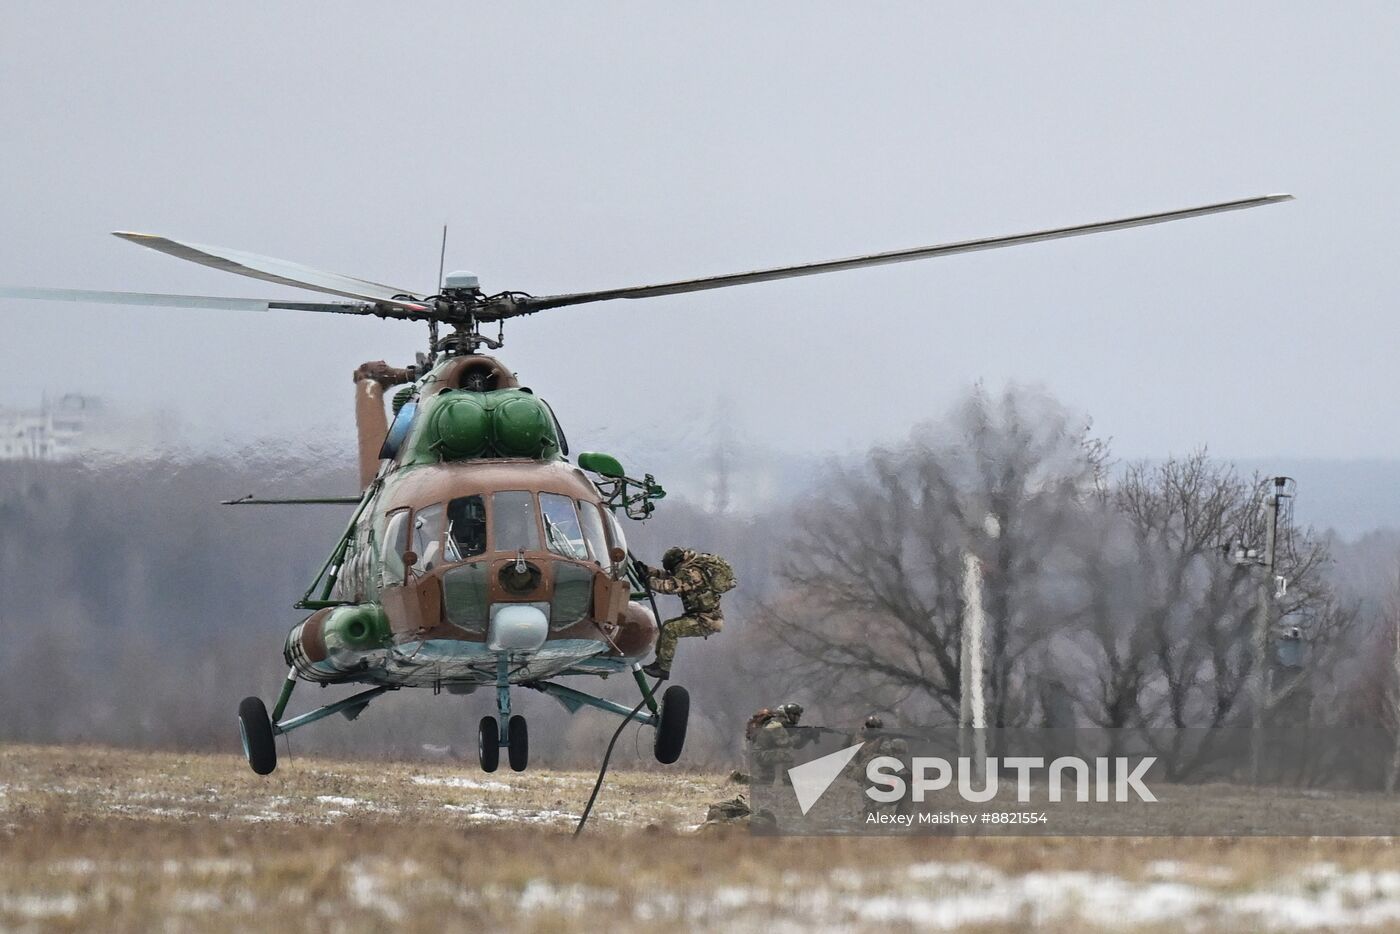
[446,495,487,561]
[577,500,610,566]
[412,503,446,572]
[605,507,628,558]
[382,508,410,582]
[540,492,589,561]
[492,491,539,552]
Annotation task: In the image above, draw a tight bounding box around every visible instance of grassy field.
[5,743,1400,932]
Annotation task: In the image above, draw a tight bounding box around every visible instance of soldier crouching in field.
[639,546,736,680]
[853,715,911,818]
[749,703,804,784]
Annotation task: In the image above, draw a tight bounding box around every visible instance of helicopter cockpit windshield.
[392,490,622,580]
[492,491,540,553]
[411,504,446,572]
[540,492,589,561]
[446,495,487,560]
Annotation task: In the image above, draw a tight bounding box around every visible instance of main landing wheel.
[238,696,277,776]
[508,715,529,772]
[653,685,690,765]
[478,716,500,773]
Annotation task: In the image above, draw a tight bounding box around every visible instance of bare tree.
[758,386,1102,726]
[1067,452,1354,731]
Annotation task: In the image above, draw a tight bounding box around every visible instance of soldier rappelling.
[638,546,737,680]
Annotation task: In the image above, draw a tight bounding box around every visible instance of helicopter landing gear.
[507,715,529,771]
[478,716,500,772]
[238,696,277,775]
[477,715,528,773]
[479,655,530,772]
[653,685,690,765]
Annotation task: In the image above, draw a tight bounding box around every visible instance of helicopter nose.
[486,605,548,653]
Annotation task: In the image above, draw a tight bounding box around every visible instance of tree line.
[0,388,1395,771]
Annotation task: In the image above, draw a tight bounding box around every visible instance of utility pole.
[959,552,987,775]
[959,514,998,775]
[1389,581,1400,792]
[1251,477,1288,782]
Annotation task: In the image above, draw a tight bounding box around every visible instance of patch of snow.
[517,880,619,912]
[493,860,1400,931]
[315,795,360,807]
[524,809,579,823]
[412,775,511,791]
[49,859,97,875]
[161,859,252,876]
[1144,860,1235,884]
[0,894,80,919]
[170,890,224,912]
[344,861,406,923]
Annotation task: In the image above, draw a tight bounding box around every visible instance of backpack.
[692,552,738,594]
[745,709,775,743]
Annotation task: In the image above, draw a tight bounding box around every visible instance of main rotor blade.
[516,194,1293,313]
[222,494,362,505]
[112,232,430,312]
[0,285,374,314]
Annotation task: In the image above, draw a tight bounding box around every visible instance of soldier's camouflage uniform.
[648,558,724,670]
[751,716,797,784]
[853,731,912,817]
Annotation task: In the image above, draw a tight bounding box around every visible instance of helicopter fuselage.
[282,355,658,692]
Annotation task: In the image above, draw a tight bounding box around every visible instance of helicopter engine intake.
[421,389,561,462]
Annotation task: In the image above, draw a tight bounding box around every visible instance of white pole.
[962,551,988,773]
[963,553,987,730]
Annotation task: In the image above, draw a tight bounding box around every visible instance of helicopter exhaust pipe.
[355,378,388,490]
[352,361,413,490]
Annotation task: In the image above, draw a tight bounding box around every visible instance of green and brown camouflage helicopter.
[0,194,1291,775]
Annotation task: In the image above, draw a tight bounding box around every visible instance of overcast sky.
[1,3,1395,463]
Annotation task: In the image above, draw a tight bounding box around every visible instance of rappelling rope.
[574,554,670,837]
[573,694,650,837]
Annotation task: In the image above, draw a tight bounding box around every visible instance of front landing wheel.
[478,716,500,773]
[654,685,690,765]
[238,696,277,776]
[508,715,529,772]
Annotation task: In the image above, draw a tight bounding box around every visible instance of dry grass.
[5,743,1400,932]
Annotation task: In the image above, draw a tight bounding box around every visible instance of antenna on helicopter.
[437,224,448,291]
[430,224,448,364]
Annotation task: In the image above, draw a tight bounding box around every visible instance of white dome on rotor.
[444,270,480,291]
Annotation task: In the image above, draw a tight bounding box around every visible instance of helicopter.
[0,193,1291,776]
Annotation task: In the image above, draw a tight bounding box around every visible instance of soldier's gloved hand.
[633,560,653,578]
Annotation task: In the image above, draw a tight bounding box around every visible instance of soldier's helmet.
[864,715,884,730]
[780,703,804,723]
[662,546,692,572]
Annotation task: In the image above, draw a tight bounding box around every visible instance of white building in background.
[0,395,102,460]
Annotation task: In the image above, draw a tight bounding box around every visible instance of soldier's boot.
[641,661,670,680]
